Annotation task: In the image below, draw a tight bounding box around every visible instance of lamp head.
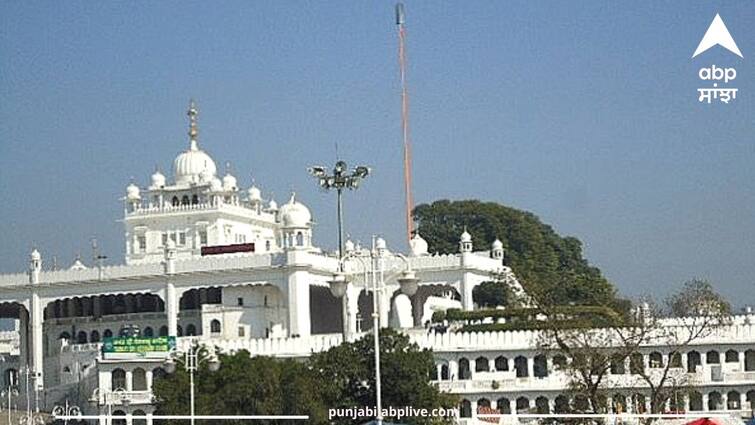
[208,358,221,372]
[163,358,176,374]
[328,271,349,298]
[397,270,420,296]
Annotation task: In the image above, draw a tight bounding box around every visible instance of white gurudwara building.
[0,102,753,424]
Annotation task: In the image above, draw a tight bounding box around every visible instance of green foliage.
[153,330,455,425]
[414,200,627,311]
[472,280,510,308]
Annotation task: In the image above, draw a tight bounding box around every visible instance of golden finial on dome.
[188,99,199,150]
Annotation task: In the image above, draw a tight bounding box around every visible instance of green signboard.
[102,336,176,356]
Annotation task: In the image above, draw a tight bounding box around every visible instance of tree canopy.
[153,329,455,425]
[414,200,627,312]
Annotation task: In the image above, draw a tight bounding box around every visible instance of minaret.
[188,99,199,151]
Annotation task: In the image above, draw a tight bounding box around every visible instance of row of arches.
[459,390,755,417]
[58,320,222,343]
[440,349,755,381]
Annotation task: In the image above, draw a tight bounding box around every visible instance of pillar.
[739,351,746,370]
[146,370,153,392]
[436,364,442,381]
[509,399,516,415]
[470,400,478,418]
[527,357,535,378]
[489,358,496,372]
[449,360,458,380]
[286,264,311,337]
[702,393,709,411]
[165,283,178,337]
[125,370,133,391]
[30,293,44,387]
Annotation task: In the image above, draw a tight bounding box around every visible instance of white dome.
[247,185,262,202]
[409,233,428,256]
[126,183,140,200]
[173,142,217,185]
[268,198,278,211]
[492,239,503,250]
[69,258,87,270]
[375,237,387,251]
[150,170,166,188]
[209,177,222,192]
[30,249,41,262]
[344,239,355,252]
[222,173,237,191]
[279,193,311,228]
[460,229,472,243]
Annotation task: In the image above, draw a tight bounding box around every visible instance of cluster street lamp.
[89,387,127,425]
[51,400,81,425]
[328,237,420,425]
[308,161,370,268]
[164,339,220,425]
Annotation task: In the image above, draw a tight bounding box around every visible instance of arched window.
[459,400,472,418]
[706,350,720,364]
[112,368,126,390]
[159,326,168,336]
[296,232,304,246]
[669,352,682,368]
[59,332,71,341]
[171,196,179,207]
[76,331,87,344]
[630,352,644,374]
[708,392,722,410]
[186,324,197,336]
[495,356,509,371]
[535,396,549,414]
[727,391,741,410]
[181,196,189,205]
[142,327,153,337]
[478,398,491,408]
[90,330,100,343]
[458,358,471,380]
[533,354,548,377]
[475,356,489,372]
[4,369,18,387]
[132,410,147,425]
[132,368,147,391]
[177,325,183,336]
[112,410,127,425]
[514,356,528,377]
[747,390,755,409]
[610,355,625,374]
[440,364,449,380]
[746,350,755,371]
[552,354,567,369]
[103,329,113,338]
[573,395,590,412]
[612,394,627,413]
[191,195,199,205]
[689,391,703,411]
[725,349,739,363]
[210,319,221,334]
[649,352,663,368]
[687,350,701,373]
[516,397,530,413]
[554,395,570,414]
[497,397,511,414]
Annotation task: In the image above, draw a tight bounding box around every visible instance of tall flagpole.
[396,3,414,246]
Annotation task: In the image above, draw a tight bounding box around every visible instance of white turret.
[409,233,428,256]
[459,228,473,253]
[29,249,41,284]
[491,238,504,261]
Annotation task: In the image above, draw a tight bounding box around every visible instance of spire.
[188,99,199,151]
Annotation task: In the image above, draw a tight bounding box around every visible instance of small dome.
[150,170,166,188]
[173,143,217,185]
[279,193,312,228]
[222,173,237,191]
[375,237,387,251]
[209,177,222,192]
[409,233,428,256]
[492,239,503,250]
[460,229,472,243]
[344,239,355,252]
[247,185,262,202]
[126,183,140,200]
[69,258,87,270]
[268,198,278,211]
[30,249,41,261]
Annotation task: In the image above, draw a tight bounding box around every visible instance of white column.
[739,351,746,371]
[470,400,478,418]
[449,360,458,380]
[435,364,442,381]
[125,370,133,391]
[165,283,178,337]
[527,357,534,378]
[146,369,153,392]
[702,393,709,411]
[489,358,496,372]
[286,262,311,337]
[30,293,44,387]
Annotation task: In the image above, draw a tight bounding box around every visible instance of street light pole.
[328,237,419,425]
[164,339,220,425]
[308,161,370,268]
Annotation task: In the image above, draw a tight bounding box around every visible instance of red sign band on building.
[200,243,255,256]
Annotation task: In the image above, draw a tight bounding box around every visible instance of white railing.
[190,333,344,358]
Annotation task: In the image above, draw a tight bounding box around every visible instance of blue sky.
[1,2,753,306]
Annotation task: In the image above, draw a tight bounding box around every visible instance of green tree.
[414,200,627,312]
[153,330,455,425]
[472,280,511,308]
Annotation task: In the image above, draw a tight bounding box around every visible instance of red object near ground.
[685,419,721,425]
